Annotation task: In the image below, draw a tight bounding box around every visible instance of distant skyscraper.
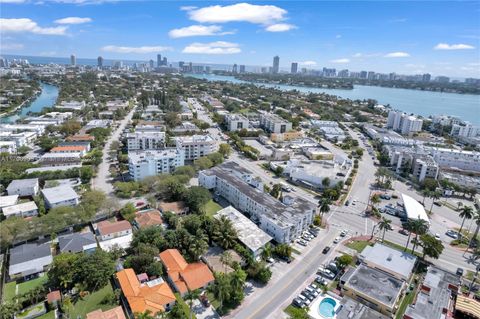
[261,67,268,73]
[149,59,154,69]
[422,73,431,82]
[205,66,211,73]
[157,54,162,68]
[360,71,367,79]
[232,64,238,73]
[178,61,184,70]
[367,71,376,80]
[70,54,76,66]
[162,57,167,66]
[97,56,103,68]
[338,69,349,78]
[239,65,246,73]
[290,62,298,74]
[272,56,280,74]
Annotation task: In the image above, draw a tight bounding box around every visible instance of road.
[92,106,136,196]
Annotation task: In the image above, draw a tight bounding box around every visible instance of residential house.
[86,307,126,319]
[58,231,97,254]
[134,210,163,229]
[41,186,79,208]
[7,178,39,197]
[9,242,53,279]
[2,201,38,219]
[96,220,133,252]
[0,195,19,211]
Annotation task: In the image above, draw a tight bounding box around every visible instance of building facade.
[175,135,218,161]
[128,149,185,181]
[225,114,249,132]
[259,113,292,134]
[126,131,166,151]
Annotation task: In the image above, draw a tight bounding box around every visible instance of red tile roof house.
[50,145,88,157]
[159,249,215,296]
[134,210,163,229]
[96,220,132,241]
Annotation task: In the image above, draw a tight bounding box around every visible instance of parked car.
[322,246,331,254]
[315,276,328,286]
[301,290,315,301]
[309,230,318,237]
[298,240,308,246]
[305,286,319,297]
[399,229,409,236]
[434,233,441,240]
[292,297,304,308]
[326,262,339,274]
[297,294,311,306]
[281,256,292,263]
[446,230,459,239]
[456,268,464,276]
[380,194,391,200]
[200,294,210,307]
[266,257,275,263]
[318,268,335,279]
[340,230,347,237]
[345,200,350,206]
[333,237,341,244]
[308,284,321,294]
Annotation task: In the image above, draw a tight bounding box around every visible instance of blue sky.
[1,1,479,77]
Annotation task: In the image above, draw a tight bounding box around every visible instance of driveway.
[192,299,220,319]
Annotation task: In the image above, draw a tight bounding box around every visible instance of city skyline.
[1,1,479,77]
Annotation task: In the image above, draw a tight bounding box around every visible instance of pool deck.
[307,294,342,319]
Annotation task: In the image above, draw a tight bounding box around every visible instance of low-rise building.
[39,152,82,167]
[57,100,85,110]
[7,178,39,197]
[116,268,176,315]
[259,113,292,134]
[225,114,249,132]
[128,149,185,181]
[134,209,163,229]
[42,185,79,208]
[270,131,303,143]
[2,201,38,219]
[66,134,95,142]
[58,231,97,254]
[159,249,215,296]
[199,162,316,243]
[0,195,19,211]
[175,135,218,161]
[359,244,416,281]
[0,141,17,153]
[412,156,439,182]
[50,145,87,157]
[86,307,126,319]
[340,264,405,316]
[126,131,166,151]
[9,242,53,279]
[215,206,272,258]
[96,220,133,251]
[311,120,346,142]
[404,266,460,319]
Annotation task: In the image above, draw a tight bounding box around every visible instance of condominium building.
[259,113,292,134]
[126,131,166,151]
[175,135,218,161]
[128,149,185,181]
[426,147,480,173]
[225,114,249,132]
[413,156,439,182]
[450,123,480,138]
[387,110,423,135]
[199,162,316,243]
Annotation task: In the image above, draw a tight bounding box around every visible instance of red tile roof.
[86,307,126,319]
[97,220,132,236]
[51,145,87,152]
[66,135,95,141]
[134,210,163,228]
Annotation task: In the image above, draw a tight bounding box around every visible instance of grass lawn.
[69,284,116,319]
[395,282,418,319]
[4,281,17,302]
[203,200,222,217]
[345,240,372,253]
[206,291,221,310]
[37,311,55,319]
[17,276,48,296]
[174,293,197,319]
[284,305,309,318]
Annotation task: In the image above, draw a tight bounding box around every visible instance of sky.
[0,0,479,77]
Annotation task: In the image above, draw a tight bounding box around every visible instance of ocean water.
[187,74,480,125]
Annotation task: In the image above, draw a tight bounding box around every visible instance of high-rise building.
[359,71,367,79]
[435,76,450,83]
[157,54,162,68]
[422,73,431,82]
[272,56,280,74]
[261,67,268,73]
[97,56,103,68]
[232,64,238,73]
[239,65,246,73]
[149,59,154,69]
[338,69,349,78]
[70,54,76,66]
[162,57,167,66]
[291,62,298,74]
[205,66,211,73]
[178,61,184,69]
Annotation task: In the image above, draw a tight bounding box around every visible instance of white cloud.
[0,18,67,35]
[0,0,26,3]
[101,45,173,54]
[54,17,92,24]
[169,25,234,38]
[265,23,296,32]
[188,3,287,25]
[182,41,241,54]
[384,51,410,58]
[434,43,475,50]
[1,43,24,50]
[330,58,350,64]
[180,6,197,11]
[299,61,317,66]
[335,34,342,39]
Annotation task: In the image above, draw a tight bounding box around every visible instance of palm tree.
[213,274,231,311]
[220,251,232,273]
[428,191,441,213]
[409,218,429,254]
[467,209,480,251]
[458,206,474,236]
[421,190,431,205]
[403,220,414,251]
[378,217,393,242]
[213,216,238,249]
[184,289,200,319]
[370,194,381,210]
[261,243,272,261]
[189,237,208,261]
[134,310,155,319]
[318,198,331,216]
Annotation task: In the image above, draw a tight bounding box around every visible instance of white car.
[333,237,341,244]
[298,240,308,246]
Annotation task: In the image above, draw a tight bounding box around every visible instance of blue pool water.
[318,297,337,318]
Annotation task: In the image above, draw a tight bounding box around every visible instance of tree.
[0,301,20,319]
[135,310,156,319]
[378,217,393,242]
[274,244,292,258]
[261,243,272,260]
[468,210,480,250]
[211,273,231,311]
[220,250,233,273]
[409,218,429,253]
[318,198,331,216]
[188,235,208,261]
[120,203,137,222]
[335,254,353,269]
[168,303,188,319]
[173,166,196,178]
[322,177,331,188]
[419,234,444,259]
[288,307,309,319]
[428,190,441,213]
[459,206,474,236]
[206,152,224,166]
[48,252,79,290]
[184,290,200,319]
[183,186,211,214]
[213,216,238,249]
[370,194,381,209]
[219,143,232,157]
[270,184,282,199]
[422,178,438,191]
[74,250,115,291]
[194,156,213,170]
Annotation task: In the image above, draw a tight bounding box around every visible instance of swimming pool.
[318,297,337,318]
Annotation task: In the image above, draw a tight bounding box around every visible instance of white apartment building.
[259,113,293,134]
[128,149,185,181]
[225,114,249,131]
[126,131,166,151]
[0,141,16,154]
[2,201,38,219]
[7,178,39,197]
[175,135,218,161]
[387,110,423,135]
[199,162,316,243]
[426,147,480,173]
[413,156,439,182]
[42,186,80,208]
[450,123,480,138]
[0,131,37,147]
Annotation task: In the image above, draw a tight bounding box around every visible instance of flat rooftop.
[215,206,272,253]
[41,185,79,203]
[342,264,404,308]
[360,244,416,279]
[402,193,429,224]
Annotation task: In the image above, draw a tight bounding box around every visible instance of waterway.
[1,82,59,123]
[187,74,480,125]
